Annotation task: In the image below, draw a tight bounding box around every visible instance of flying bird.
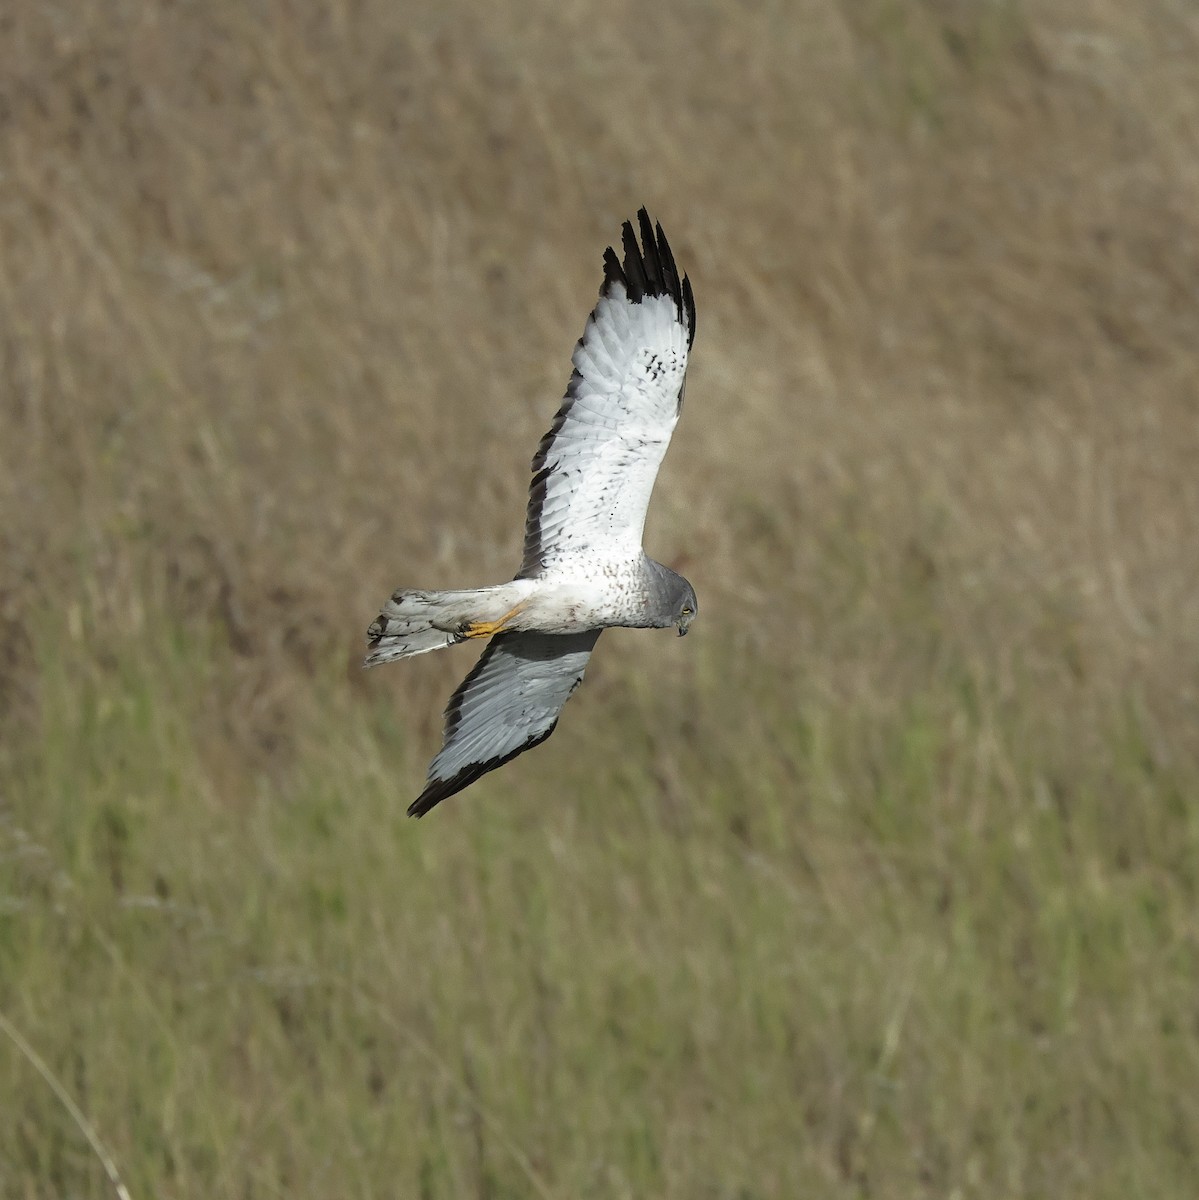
[366,209,697,816]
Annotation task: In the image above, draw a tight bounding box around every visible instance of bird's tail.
[364,581,534,667]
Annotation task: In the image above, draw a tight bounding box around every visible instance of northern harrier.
[366,210,697,816]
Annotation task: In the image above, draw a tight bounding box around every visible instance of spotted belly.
[513,568,653,633]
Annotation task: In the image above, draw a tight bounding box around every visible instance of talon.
[458,602,527,640]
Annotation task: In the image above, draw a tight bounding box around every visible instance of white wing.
[408,630,602,816]
[519,209,695,577]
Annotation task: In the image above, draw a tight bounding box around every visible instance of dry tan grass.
[3,0,1196,733]
[2,0,1198,1195]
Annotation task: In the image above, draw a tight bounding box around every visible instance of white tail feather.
[364,582,534,667]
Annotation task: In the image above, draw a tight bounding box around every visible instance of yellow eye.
[681,605,693,616]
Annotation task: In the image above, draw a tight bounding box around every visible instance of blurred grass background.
[2,0,1198,1196]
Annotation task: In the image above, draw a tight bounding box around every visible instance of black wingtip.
[407,789,441,818]
[408,765,477,817]
[601,207,696,348]
[407,723,560,818]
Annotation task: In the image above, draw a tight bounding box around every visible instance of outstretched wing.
[520,208,696,578]
[409,630,602,817]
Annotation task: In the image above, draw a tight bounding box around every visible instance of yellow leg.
[458,601,528,639]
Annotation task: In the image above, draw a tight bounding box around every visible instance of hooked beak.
[676,622,690,637]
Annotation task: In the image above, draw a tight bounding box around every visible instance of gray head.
[649,561,698,636]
